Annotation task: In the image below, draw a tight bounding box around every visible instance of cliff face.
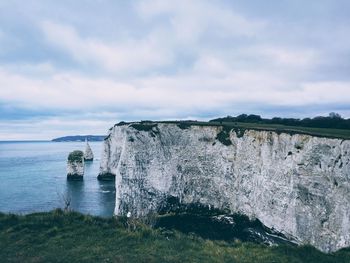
[99,122,350,252]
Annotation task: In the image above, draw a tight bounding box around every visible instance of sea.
[0,141,115,217]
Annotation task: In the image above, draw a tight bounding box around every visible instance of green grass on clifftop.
[116,120,350,140]
[1,210,349,263]
[171,120,350,140]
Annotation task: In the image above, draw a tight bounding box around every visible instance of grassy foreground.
[1,210,349,263]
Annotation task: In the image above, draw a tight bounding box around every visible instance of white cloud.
[1,64,349,116]
[40,1,268,75]
[4,62,56,76]
[41,21,174,73]
[254,46,319,68]
[137,0,265,42]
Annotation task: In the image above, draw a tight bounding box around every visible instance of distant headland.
[52,135,106,142]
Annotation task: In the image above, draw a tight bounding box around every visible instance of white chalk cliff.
[99,122,350,252]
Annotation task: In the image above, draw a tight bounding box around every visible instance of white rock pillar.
[84,138,94,161]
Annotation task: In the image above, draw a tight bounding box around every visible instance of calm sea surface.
[0,141,115,217]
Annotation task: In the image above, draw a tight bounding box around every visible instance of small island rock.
[67,150,84,180]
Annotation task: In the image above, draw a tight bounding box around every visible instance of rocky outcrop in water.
[84,139,94,161]
[67,150,84,180]
[99,122,350,252]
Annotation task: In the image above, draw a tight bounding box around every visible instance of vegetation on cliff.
[67,150,84,162]
[1,210,349,263]
[210,113,350,130]
[112,113,350,140]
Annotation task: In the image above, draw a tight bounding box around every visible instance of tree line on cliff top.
[210,112,350,130]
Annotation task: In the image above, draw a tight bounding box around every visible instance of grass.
[1,210,349,263]
[160,121,350,140]
[219,121,350,140]
[130,123,158,132]
[67,150,84,162]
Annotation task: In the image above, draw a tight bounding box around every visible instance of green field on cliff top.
[1,210,349,263]
[215,121,350,140]
[123,120,350,140]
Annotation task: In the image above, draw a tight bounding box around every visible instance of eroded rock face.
[99,122,350,252]
[67,150,84,179]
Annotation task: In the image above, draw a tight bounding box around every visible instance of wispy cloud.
[41,21,174,73]
[1,65,349,112]
[136,0,266,40]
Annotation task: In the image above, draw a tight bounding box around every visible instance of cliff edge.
[99,121,350,252]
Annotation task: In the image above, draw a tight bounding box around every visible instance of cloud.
[136,0,266,41]
[41,21,174,73]
[250,46,319,68]
[40,1,268,75]
[0,0,350,139]
[1,64,349,116]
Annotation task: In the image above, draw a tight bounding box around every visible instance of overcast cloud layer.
[0,0,350,139]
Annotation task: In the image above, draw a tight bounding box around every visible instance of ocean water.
[0,141,115,217]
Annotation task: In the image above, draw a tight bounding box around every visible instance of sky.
[0,0,350,140]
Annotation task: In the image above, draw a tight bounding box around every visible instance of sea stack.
[67,150,84,180]
[84,138,94,161]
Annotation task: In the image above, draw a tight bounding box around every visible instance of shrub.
[67,150,84,162]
